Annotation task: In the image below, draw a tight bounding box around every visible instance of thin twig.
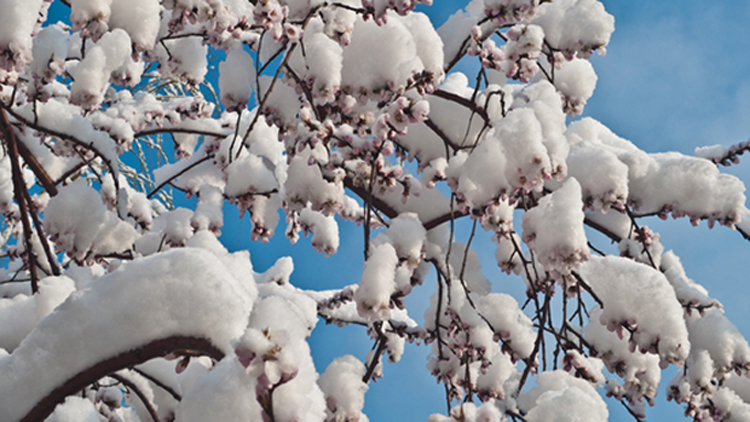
[147,154,213,199]
[130,368,182,401]
[1,104,121,196]
[1,109,38,292]
[571,271,603,307]
[431,89,489,123]
[20,186,61,276]
[626,206,657,269]
[134,127,230,139]
[362,322,388,383]
[109,373,160,422]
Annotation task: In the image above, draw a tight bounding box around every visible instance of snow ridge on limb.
[580,256,689,368]
[0,248,256,422]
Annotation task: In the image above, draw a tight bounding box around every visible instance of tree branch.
[362,322,388,383]
[20,185,61,276]
[431,90,489,123]
[147,154,213,199]
[583,215,622,243]
[1,108,39,292]
[109,372,160,422]
[343,176,398,220]
[424,118,462,152]
[626,206,657,269]
[571,271,603,308]
[1,104,121,195]
[134,127,230,139]
[13,135,57,196]
[20,336,224,422]
[131,367,182,401]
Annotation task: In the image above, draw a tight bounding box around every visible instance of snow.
[258,74,301,130]
[428,402,503,422]
[567,117,747,227]
[426,74,485,145]
[219,48,256,111]
[687,308,750,374]
[70,0,112,40]
[224,153,279,197]
[725,374,750,404]
[110,175,153,229]
[552,58,598,116]
[228,287,327,422]
[632,152,746,227]
[169,158,226,197]
[318,355,369,422]
[89,111,136,153]
[475,350,519,401]
[476,293,535,359]
[563,349,605,386]
[191,184,225,233]
[341,14,424,98]
[299,31,343,105]
[285,148,344,216]
[580,256,690,367]
[712,387,750,421]
[437,0,483,67]
[319,0,357,46]
[660,250,720,312]
[114,369,156,421]
[176,357,259,422]
[511,80,568,179]
[15,98,119,170]
[136,357,209,415]
[449,139,510,213]
[45,396,104,422]
[163,208,197,247]
[694,143,733,162]
[447,242,491,295]
[382,212,426,269]
[30,26,69,87]
[566,140,628,212]
[494,108,552,192]
[16,131,80,182]
[71,29,132,110]
[0,248,257,422]
[44,180,137,263]
[584,307,661,404]
[532,0,615,59]
[0,276,76,352]
[518,371,608,422]
[159,33,208,85]
[0,0,46,71]
[354,242,399,322]
[296,206,340,256]
[522,178,589,278]
[399,12,445,87]
[495,233,523,275]
[109,0,161,52]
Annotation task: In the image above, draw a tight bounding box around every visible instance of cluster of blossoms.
[468,23,545,83]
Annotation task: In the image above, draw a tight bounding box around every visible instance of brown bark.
[20,336,225,422]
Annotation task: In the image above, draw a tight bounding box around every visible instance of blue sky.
[42,1,750,420]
